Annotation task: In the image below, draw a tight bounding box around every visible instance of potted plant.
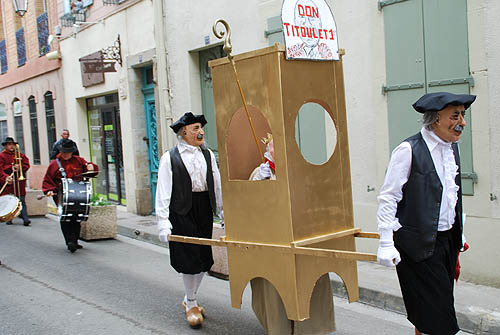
[79,195,117,241]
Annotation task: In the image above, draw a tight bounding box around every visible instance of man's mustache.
[454,125,464,132]
[196,133,204,140]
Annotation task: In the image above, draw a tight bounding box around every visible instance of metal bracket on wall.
[378,0,409,11]
[428,76,475,88]
[462,172,478,184]
[382,82,424,95]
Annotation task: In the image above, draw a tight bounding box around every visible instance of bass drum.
[0,195,22,222]
[57,178,92,223]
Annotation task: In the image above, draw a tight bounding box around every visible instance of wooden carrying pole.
[213,19,265,163]
[168,229,379,262]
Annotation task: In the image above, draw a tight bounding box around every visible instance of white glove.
[259,162,272,179]
[158,219,173,243]
[377,240,401,267]
[159,228,171,243]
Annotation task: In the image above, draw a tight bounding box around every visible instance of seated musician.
[42,139,98,253]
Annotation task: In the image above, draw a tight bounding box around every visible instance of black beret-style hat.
[60,139,76,153]
[170,112,207,133]
[412,92,476,113]
[1,137,17,146]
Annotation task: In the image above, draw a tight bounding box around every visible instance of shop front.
[87,93,126,205]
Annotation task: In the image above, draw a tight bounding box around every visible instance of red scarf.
[265,157,275,172]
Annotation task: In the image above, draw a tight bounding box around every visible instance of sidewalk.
[115,206,500,334]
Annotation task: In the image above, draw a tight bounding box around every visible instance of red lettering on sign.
[312,6,319,18]
[305,5,312,17]
[295,25,300,36]
[312,28,318,39]
[306,27,312,38]
[318,29,323,39]
[300,27,307,37]
[298,4,305,16]
[329,29,335,40]
[283,22,291,36]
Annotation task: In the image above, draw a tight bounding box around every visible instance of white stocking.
[183,274,198,310]
[194,272,206,295]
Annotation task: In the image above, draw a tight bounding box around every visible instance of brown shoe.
[183,301,205,318]
[185,306,203,328]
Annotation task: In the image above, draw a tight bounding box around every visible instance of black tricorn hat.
[60,139,75,153]
[412,92,476,113]
[170,112,207,133]
[2,137,17,146]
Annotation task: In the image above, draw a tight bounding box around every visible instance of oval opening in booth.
[295,102,337,165]
[227,105,273,180]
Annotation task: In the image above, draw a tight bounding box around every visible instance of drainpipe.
[153,0,174,154]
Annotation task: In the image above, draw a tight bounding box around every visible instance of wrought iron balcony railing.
[37,12,51,56]
[0,40,7,74]
[59,10,88,27]
[16,28,26,66]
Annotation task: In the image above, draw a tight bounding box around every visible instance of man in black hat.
[156,112,223,328]
[0,137,31,225]
[42,139,98,252]
[377,92,475,335]
[50,129,79,160]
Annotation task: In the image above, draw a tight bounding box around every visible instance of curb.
[330,275,499,334]
[117,224,499,334]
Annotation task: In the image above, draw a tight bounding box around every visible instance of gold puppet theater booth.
[169,42,380,322]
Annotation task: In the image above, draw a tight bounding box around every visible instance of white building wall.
[157,0,499,285]
[58,0,155,214]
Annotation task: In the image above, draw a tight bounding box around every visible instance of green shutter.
[422,0,475,194]
[199,46,225,153]
[382,0,475,194]
[383,0,426,150]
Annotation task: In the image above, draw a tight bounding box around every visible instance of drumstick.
[37,193,54,200]
[0,172,15,194]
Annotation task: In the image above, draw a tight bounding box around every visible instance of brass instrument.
[15,144,25,181]
[9,144,25,198]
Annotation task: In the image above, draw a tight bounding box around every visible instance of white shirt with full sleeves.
[156,140,223,233]
[377,127,459,241]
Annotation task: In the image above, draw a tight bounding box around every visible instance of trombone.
[0,145,25,197]
[11,144,25,198]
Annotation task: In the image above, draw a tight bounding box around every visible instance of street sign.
[82,60,116,73]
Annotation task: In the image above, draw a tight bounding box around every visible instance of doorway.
[87,94,126,204]
[142,66,159,211]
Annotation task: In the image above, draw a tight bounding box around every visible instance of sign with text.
[281,0,339,61]
[79,51,105,87]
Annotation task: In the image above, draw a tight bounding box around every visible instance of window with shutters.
[380,0,476,195]
[44,92,56,160]
[12,99,25,152]
[0,103,7,141]
[28,96,41,164]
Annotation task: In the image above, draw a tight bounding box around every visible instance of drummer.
[0,137,31,226]
[42,139,98,253]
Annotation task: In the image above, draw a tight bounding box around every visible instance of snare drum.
[0,195,22,222]
[57,178,92,223]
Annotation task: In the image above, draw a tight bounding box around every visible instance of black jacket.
[394,133,463,262]
[169,146,216,216]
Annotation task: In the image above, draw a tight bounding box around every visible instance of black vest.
[169,146,217,216]
[394,133,463,262]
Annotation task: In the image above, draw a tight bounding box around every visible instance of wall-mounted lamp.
[12,0,28,17]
